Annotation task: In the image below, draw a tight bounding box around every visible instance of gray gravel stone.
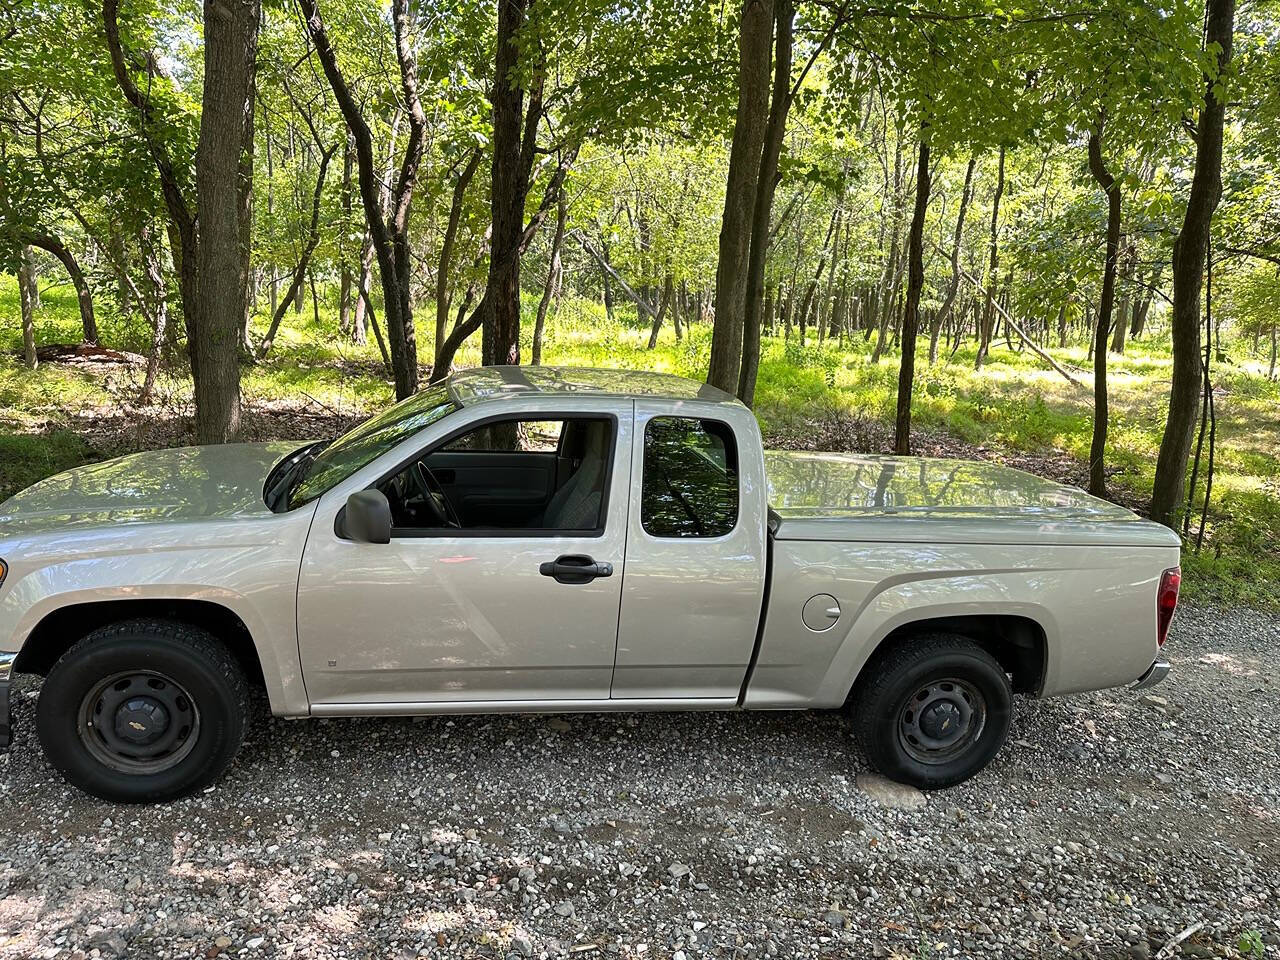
[0,603,1276,959]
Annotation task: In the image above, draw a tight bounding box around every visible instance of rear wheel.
[36,619,249,803]
[852,633,1012,789]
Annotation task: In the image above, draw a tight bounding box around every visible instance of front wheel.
[852,633,1012,789]
[36,619,249,803]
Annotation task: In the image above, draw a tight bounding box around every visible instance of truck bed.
[765,451,1180,547]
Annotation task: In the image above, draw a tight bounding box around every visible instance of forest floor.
[3,278,1278,607]
[1,603,1278,959]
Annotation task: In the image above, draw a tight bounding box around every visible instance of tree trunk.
[339,134,354,337]
[191,0,259,442]
[259,143,336,357]
[386,0,426,391]
[110,232,130,313]
[104,0,199,377]
[737,0,792,406]
[1110,239,1136,353]
[818,204,841,346]
[18,249,37,370]
[647,274,676,349]
[601,263,615,320]
[895,137,931,455]
[976,146,1005,370]
[436,148,483,365]
[532,189,567,365]
[870,242,901,363]
[265,103,279,320]
[302,0,422,399]
[1131,265,1159,338]
[1087,126,1122,498]
[359,285,393,373]
[431,154,573,380]
[798,205,841,345]
[351,114,401,348]
[21,250,41,310]
[483,0,537,367]
[139,224,169,403]
[675,280,687,340]
[707,0,774,393]
[23,231,98,344]
[352,234,372,345]
[931,156,975,365]
[1151,1,1234,526]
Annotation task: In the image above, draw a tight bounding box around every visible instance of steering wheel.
[412,461,461,528]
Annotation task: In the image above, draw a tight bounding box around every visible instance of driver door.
[296,405,632,707]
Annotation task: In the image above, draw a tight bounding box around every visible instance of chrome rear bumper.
[1131,658,1170,691]
[0,653,14,751]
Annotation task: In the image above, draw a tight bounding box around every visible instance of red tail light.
[1156,567,1180,647]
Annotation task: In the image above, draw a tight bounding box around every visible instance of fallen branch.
[570,230,659,320]
[949,259,1089,393]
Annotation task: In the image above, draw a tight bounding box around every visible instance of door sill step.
[309,696,740,717]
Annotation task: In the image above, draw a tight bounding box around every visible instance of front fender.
[0,514,315,716]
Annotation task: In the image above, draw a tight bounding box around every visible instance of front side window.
[641,417,739,538]
[379,416,613,534]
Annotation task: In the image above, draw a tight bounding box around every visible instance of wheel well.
[864,615,1047,696]
[14,599,265,688]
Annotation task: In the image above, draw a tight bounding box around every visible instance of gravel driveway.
[1,603,1277,960]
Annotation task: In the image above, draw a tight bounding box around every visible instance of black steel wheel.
[77,670,201,774]
[852,633,1012,789]
[37,618,249,803]
[897,677,987,765]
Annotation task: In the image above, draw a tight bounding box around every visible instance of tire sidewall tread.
[852,631,1013,790]
[36,618,249,803]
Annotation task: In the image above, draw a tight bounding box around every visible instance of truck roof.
[446,366,742,407]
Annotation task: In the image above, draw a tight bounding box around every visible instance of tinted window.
[641,418,739,538]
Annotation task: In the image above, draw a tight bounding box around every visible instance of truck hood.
[766,451,1181,547]
[0,441,303,537]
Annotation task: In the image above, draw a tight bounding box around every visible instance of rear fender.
[811,572,1060,705]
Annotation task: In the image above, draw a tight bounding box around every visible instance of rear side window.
[641,417,739,538]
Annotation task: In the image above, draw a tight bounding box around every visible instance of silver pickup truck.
[0,367,1181,802]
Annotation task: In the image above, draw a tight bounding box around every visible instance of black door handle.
[539,554,614,584]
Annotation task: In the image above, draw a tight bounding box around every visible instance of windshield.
[285,383,459,509]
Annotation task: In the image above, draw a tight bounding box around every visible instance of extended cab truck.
[0,367,1181,802]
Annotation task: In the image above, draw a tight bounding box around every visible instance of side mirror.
[341,489,392,544]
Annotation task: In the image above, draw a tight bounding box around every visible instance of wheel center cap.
[114,697,170,745]
[920,700,963,742]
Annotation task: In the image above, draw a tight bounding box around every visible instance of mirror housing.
[341,489,392,544]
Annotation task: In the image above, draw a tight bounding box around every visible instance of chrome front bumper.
[0,653,14,750]
[1131,658,1170,691]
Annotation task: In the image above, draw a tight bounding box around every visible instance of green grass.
[3,275,1278,606]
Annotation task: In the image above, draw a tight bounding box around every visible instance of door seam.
[608,399,636,698]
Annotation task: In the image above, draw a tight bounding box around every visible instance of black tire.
[851,632,1012,789]
[36,618,249,803]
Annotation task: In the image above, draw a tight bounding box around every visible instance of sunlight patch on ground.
[1197,652,1260,676]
